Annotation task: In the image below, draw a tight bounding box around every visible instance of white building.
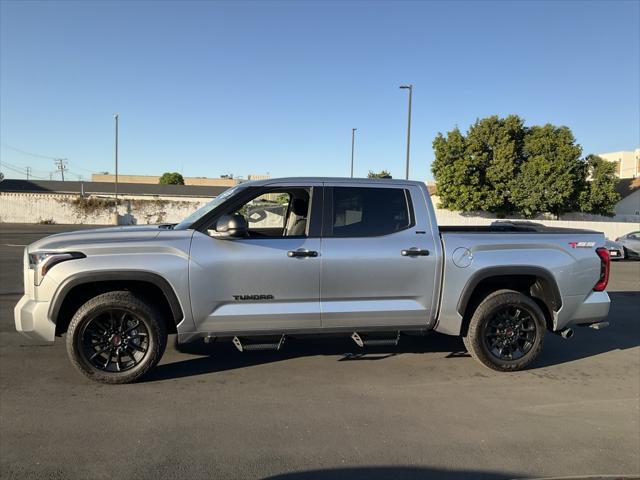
[615,178,640,216]
[597,149,640,179]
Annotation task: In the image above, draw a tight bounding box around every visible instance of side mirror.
[213,214,248,238]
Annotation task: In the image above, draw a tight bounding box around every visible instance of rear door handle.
[287,249,318,258]
[401,247,429,257]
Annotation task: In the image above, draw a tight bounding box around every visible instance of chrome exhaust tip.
[556,328,574,339]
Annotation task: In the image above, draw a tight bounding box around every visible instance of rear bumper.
[14,295,55,343]
[566,291,610,327]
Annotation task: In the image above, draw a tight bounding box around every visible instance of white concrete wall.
[430,194,640,223]
[0,192,207,225]
[434,209,639,239]
[1,191,638,239]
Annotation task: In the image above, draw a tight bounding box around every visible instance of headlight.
[28,251,85,285]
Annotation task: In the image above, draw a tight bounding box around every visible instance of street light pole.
[399,84,413,180]
[350,128,357,178]
[114,114,119,201]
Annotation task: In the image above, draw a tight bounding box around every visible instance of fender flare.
[49,270,184,325]
[456,265,562,317]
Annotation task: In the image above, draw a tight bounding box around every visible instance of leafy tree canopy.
[432,115,616,218]
[432,115,525,214]
[159,172,185,185]
[511,124,583,217]
[367,170,392,179]
[578,155,620,216]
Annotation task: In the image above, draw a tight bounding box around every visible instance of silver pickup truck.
[14,177,611,383]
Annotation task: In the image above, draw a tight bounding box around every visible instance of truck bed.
[438,222,596,234]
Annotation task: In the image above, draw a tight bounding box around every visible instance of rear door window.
[327,187,412,237]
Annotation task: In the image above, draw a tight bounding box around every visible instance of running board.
[232,335,286,352]
[351,331,400,348]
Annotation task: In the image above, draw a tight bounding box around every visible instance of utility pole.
[54,159,68,181]
[350,128,357,178]
[399,84,413,180]
[114,114,119,201]
[25,167,31,180]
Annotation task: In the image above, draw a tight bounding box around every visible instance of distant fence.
[1,192,638,239]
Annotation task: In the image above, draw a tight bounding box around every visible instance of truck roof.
[242,177,427,187]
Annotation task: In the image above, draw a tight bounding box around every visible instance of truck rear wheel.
[463,290,546,371]
[66,291,167,384]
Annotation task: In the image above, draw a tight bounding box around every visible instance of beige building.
[91,173,239,187]
[597,149,640,179]
[247,173,271,181]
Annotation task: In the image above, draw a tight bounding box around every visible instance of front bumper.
[14,295,55,343]
[567,291,611,327]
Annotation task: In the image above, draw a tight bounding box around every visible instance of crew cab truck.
[14,178,611,384]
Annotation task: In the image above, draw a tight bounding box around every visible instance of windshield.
[174,184,246,230]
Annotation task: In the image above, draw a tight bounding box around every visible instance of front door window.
[229,188,311,238]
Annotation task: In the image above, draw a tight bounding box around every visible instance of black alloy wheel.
[80,308,150,373]
[482,305,537,361]
[463,289,546,372]
[66,291,167,384]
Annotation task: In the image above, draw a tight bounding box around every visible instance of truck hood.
[27,225,167,252]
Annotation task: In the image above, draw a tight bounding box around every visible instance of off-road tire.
[463,289,546,372]
[66,291,167,384]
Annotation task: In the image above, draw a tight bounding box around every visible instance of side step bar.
[232,335,286,352]
[351,331,400,348]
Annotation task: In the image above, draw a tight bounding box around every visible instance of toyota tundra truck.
[14,177,611,383]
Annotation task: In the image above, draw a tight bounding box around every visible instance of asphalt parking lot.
[0,224,638,480]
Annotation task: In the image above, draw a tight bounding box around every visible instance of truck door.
[320,184,439,328]
[189,184,322,333]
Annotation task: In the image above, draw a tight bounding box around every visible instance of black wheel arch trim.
[49,271,184,326]
[456,266,562,318]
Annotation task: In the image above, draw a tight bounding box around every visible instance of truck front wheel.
[463,290,546,371]
[66,291,167,384]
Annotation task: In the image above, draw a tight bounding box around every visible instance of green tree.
[432,116,587,218]
[367,170,392,179]
[578,155,620,216]
[432,127,471,210]
[432,115,525,214]
[511,124,583,218]
[159,172,185,185]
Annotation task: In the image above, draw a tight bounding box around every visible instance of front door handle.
[401,247,429,257]
[287,249,318,258]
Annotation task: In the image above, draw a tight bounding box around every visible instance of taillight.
[594,247,610,291]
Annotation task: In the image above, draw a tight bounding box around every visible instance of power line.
[1,160,49,176]
[66,169,84,180]
[1,142,95,175]
[0,142,58,160]
[0,163,47,180]
[1,159,88,181]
